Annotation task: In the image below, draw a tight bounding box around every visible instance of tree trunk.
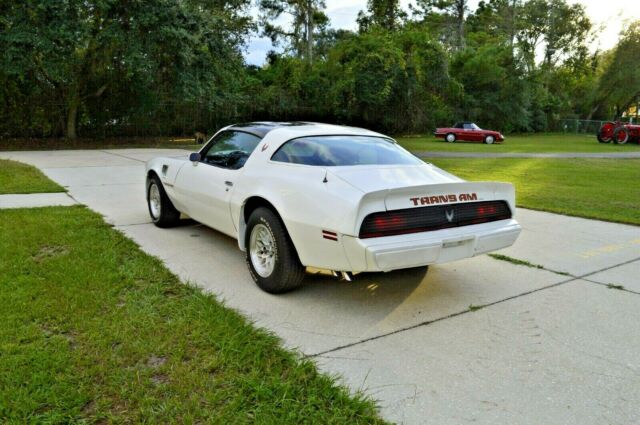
[306,0,314,63]
[586,104,599,121]
[66,100,79,140]
[456,0,466,49]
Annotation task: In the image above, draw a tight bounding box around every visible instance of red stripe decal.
[322,230,338,241]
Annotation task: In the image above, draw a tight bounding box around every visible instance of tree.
[516,0,592,70]
[467,0,521,47]
[357,0,407,32]
[0,0,252,139]
[259,0,328,62]
[588,21,640,119]
[451,44,530,131]
[411,0,469,49]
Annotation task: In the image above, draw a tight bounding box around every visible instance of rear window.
[271,136,422,166]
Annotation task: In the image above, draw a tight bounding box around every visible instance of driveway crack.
[307,256,640,358]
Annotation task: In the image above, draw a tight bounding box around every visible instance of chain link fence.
[556,118,637,135]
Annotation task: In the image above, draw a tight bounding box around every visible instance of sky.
[244,0,640,65]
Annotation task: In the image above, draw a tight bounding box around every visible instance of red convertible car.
[434,122,504,144]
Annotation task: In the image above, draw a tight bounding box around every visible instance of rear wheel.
[245,207,305,293]
[147,174,181,228]
[445,133,456,143]
[484,135,495,144]
[613,126,630,144]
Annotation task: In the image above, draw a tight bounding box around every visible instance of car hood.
[327,164,463,194]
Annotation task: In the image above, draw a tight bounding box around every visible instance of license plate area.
[438,236,475,262]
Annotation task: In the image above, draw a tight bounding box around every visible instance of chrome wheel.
[446,134,455,143]
[249,223,276,278]
[149,183,161,219]
[485,135,494,144]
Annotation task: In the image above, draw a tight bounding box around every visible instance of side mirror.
[189,152,201,163]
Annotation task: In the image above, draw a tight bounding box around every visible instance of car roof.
[227,122,313,138]
[226,121,388,140]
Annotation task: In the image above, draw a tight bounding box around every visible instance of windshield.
[271,136,422,166]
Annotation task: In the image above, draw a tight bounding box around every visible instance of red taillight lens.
[374,214,406,229]
[359,201,511,239]
[477,205,497,216]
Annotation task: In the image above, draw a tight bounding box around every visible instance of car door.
[463,123,482,142]
[173,130,262,237]
[454,123,468,141]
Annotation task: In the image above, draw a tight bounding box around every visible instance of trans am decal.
[410,193,478,206]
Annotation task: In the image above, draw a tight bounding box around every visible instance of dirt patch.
[151,374,169,385]
[33,245,69,263]
[147,355,167,368]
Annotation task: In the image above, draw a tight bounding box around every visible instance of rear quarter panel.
[231,161,366,270]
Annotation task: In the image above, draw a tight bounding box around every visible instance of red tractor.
[597,121,640,144]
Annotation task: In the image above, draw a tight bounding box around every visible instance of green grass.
[488,254,544,269]
[0,206,385,424]
[0,159,65,194]
[398,133,640,153]
[0,137,200,151]
[429,158,640,225]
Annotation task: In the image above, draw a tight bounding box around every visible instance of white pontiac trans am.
[146,122,521,293]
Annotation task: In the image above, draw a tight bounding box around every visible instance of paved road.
[417,151,640,158]
[2,148,639,424]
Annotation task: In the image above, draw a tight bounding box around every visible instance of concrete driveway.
[2,148,639,424]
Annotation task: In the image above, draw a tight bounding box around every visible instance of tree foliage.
[0,0,636,139]
[0,0,252,138]
[589,22,640,119]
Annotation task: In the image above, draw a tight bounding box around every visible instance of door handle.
[225,181,233,187]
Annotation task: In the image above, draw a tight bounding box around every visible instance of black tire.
[597,133,611,143]
[612,126,630,144]
[484,135,495,144]
[147,174,181,228]
[445,133,456,143]
[245,207,305,293]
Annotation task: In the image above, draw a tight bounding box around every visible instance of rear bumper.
[342,219,521,272]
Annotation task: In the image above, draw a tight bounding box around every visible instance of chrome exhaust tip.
[340,271,353,282]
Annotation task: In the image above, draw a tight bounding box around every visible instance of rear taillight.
[359,201,511,239]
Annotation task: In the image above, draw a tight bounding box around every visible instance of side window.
[201,131,262,170]
[454,123,464,129]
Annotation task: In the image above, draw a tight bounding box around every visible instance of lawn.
[429,158,640,225]
[398,133,640,153]
[0,206,384,423]
[0,159,65,194]
[0,137,200,152]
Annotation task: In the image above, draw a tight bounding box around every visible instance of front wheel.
[147,175,181,228]
[245,207,305,293]
[484,135,495,144]
[597,122,615,143]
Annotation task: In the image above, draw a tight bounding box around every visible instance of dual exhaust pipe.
[331,270,354,282]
